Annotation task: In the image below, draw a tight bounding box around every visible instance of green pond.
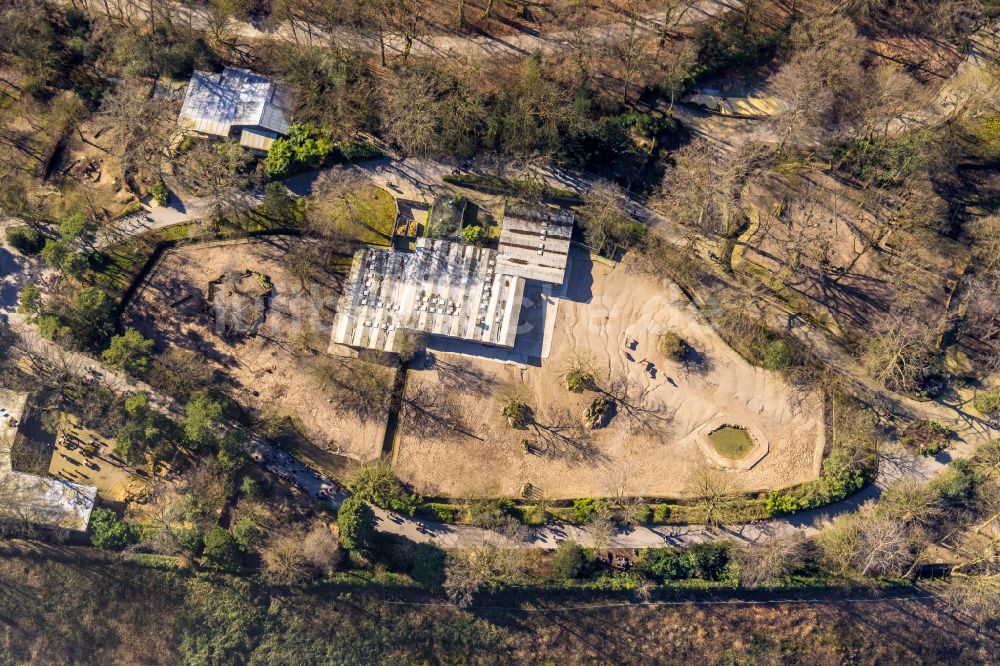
[708,426,755,459]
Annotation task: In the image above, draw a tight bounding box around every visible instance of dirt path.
[85,0,742,63]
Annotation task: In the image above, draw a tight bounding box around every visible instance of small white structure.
[178,67,291,153]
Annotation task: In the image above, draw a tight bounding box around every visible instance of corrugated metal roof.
[496,206,574,284]
[240,128,277,152]
[178,67,291,141]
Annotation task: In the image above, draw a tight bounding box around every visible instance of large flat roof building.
[331,238,525,353]
[178,68,291,152]
[331,205,574,354]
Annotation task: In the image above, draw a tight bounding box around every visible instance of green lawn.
[329,185,396,246]
[708,426,755,460]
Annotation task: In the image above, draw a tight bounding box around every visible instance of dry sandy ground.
[48,415,141,502]
[395,251,824,499]
[742,170,957,335]
[125,238,386,462]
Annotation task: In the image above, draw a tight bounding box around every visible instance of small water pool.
[707,425,755,460]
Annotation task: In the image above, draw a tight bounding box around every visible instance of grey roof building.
[178,67,291,152]
[331,238,525,353]
[496,206,574,284]
[330,206,574,354]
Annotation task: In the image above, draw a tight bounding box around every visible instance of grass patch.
[330,185,396,246]
[90,235,158,292]
[707,426,755,460]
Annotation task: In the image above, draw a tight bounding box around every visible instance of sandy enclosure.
[125,238,386,462]
[394,252,824,499]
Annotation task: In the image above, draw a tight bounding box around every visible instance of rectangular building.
[178,68,291,153]
[331,238,525,353]
[496,205,574,284]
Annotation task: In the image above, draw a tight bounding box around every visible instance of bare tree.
[818,500,921,578]
[862,306,938,393]
[308,167,387,243]
[769,58,835,150]
[654,138,770,242]
[586,503,616,551]
[100,81,169,188]
[312,352,396,423]
[611,0,653,105]
[174,140,256,224]
[690,469,736,528]
[735,534,810,586]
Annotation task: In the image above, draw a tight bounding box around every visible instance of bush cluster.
[899,420,954,457]
[973,387,1000,417]
[636,542,733,582]
[765,448,865,515]
[265,124,336,178]
[5,225,45,255]
[658,331,689,361]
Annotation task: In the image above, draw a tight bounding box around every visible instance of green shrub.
[118,201,143,217]
[336,139,382,162]
[765,447,865,515]
[551,540,587,580]
[652,503,671,523]
[265,124,335,178]
[102,328,155,375]
[658,331,689,361]
[680,542,731,581]
[231,516,262,550]
[17,285,43,318]
[89,507,140,550]
[900,420,954,456]
[572,497,607,523]
[176,135,196,155]
[762,338,794,370]
[349,459,420,515]
[562,367,596,392]
[461,225,485,246]
[410,543,446,587]
[582,396,613,428]
[973,388,1000,417]
[239,476,260,498]
[632,503,652,524]
[202,526,242,571]
[621,110,676,138]
[417,502,457,523]
[465,498,516,528]
[518,505,547,525]
[148,180,169,205]
[501,397,532,429]
[37,314,69,340]
[637,548,686,580]
[639,543,733,582]
[932,459,977,505]
[260,181,296,221]
[5,225,45,255]
[337,495,376,552]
